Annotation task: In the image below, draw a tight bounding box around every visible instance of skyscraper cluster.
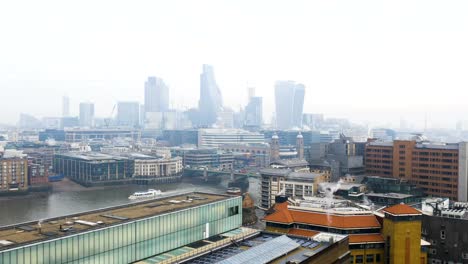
[55,65,307,131]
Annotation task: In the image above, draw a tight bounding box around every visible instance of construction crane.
[104,104,116,128]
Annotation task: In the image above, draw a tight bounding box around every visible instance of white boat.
[226,187,242,195]
[128,189,162,200]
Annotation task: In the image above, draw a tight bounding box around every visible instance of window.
[376,254,381,262]
[228,206,239,216]
[355,255,363,263]
[441,230,446,240]
[366,254,374,262]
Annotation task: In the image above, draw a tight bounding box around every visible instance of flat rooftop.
[0,192,231,251]
[136,229,345,264]
[55,152,129,161]
[367,192,415,199]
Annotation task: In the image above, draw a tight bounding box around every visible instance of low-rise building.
[421,198,468,264]
[260,168,329,209]
[0,192,242,264]
[131,153,183,180]
[182,232,351,264]
[64,129,141,143]
[183,149,234,170]
[264,196,429,264]
[220,143,271,167]
[366,192,420,206]
[54,152,134,186]
[0,150,28,193]
[198,129,265,148]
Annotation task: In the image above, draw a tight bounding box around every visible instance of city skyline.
[1,1,468,129]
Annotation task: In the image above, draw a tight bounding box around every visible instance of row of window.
[0,199,242,264]
[350,253,381,264]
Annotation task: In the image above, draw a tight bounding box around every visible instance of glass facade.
[0,197,242,264]
[53,154,134,184]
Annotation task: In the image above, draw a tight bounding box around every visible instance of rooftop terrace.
[0,192,230,251]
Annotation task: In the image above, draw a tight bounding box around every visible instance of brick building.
[365,140,468,201]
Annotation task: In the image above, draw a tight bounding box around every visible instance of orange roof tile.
[287,229,319,238]
[263,205,381,229]
[382,204,421,215]
[348,234,385,244]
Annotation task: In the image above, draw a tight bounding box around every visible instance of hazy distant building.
[144,111,191,131]
[303,113,324,129]
[198,129,264,148]
[144,76,169,114]
[244,96,262,128]
[41,117,61,129]
[247,87,255,100]
[162,129,199,146]
[198,64,223,126]
[18,113,41,129]
[217,110,234,128]
[370,128,396,141]
[274,81,305,129]
[79,102,94,127]
[117,101,140,128]
[61,117,79,129]
[62,96,70,117]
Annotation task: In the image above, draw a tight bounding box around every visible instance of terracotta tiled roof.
[382,204,421,215]
[264,204,381,229]
[287,229,319,238]
[348,234,385,244]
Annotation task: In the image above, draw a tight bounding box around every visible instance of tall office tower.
[247,87,255,100]
[62,96,70,117]
[198,64,223,126]
[244,96,263,127]
[79,102,95,127]
[274,81,306,129]
[144,76,169,114]
[116,101,140,128]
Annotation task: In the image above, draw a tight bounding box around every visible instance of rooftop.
[0,192,231,251]
[264,203,381,229]
[270,158,309,167]
[348,234,384,244]
[55,152,129,161]
[382,204,421,216]
[172,231,347,264]
[367,192,415,199]
[260,169,323,179]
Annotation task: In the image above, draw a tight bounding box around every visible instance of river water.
[0,177,260,227]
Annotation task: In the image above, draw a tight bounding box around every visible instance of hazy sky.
[1,0,467,128]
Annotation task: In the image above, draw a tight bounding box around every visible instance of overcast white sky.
[0,0,467,128]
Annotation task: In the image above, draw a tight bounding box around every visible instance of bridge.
[183,168,260,181]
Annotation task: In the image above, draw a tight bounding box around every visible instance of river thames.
[0,177,260,226]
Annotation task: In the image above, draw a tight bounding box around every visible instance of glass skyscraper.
[79,102,94,128]
[274,81,305,129]
[144,77,169,114]
[198,64,223,127]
